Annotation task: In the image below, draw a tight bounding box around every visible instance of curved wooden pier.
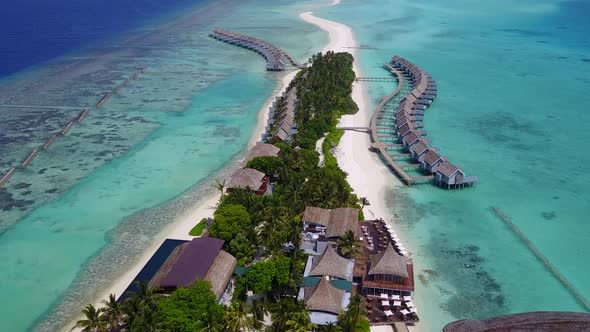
[368,56,478,188]
[210,28,304,71]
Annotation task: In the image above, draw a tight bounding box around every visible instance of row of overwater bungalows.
[390,56,478,189]
[210,28,291,71]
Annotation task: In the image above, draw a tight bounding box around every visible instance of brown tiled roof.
[409,140,429,155]
[309,245,350,280]
[403,132,419,145]
[423,149,442,165]
[304,276,345,315]
[443,312,590,332]
[227,168,266,190]
[437,161,463,177]
[369,243,409,278]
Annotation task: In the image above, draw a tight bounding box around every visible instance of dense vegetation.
[76,52,370,332]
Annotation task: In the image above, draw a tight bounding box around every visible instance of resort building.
[271,87,298,142]
[409,141,430,162]
[434,162,465,188]
[226,167,269,195]
[401,131,420,147]
[421,150,446,174]
[149,237,237,301]
[242,143,280,165]
[300,276,351,325]
[302,206,359,240]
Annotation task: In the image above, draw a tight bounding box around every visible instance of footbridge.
[210,28,305,71]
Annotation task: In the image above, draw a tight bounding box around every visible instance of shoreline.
[300,10,423,332]
[67,70,301,331]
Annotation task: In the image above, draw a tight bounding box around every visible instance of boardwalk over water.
[210,28,304,71]
[366,56,478,188]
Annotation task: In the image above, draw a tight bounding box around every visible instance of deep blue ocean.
[0,0,205,77]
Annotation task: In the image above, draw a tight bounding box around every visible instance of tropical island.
[73,52,409,332]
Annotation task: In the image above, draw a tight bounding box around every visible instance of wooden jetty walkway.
[368,56,478,188]
[210,28,304,71]
[493,207,590,312]
[0,67,148,188]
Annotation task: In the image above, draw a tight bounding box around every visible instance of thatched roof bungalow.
[226,168,269,195]
[243,143,280,165]
[302,206,359,239]
[308,244,351,280]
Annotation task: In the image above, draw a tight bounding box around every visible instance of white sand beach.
[70,69,301,332]
[74,5,420,332]
[300,10,423,332]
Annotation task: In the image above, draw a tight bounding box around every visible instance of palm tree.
[321,322,342,332]
[123,281,160,332]
[251,298,268,330]
[225,301,254,332]
[358,197,370,211]
[101,294,123,332]
[71,304,107,332]
[337,230,361,258]
[285,311,316,332]
[338,295,367,332]
[213,179,226,202]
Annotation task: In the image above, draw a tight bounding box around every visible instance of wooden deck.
[210,28,304,71]
[368,56,478,188]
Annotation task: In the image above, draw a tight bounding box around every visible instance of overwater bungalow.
[149,237,237,301]
[434,161,465,188]
[409,140,429,160]
[302,206,359,240]
[226,168,269,195]
[421,149,446,174]
[401,132,420,148]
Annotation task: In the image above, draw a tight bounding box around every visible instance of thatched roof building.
[150,237,237,300]
[243,143,280,165]
[443,311,590,332]
[369,243,409,278]
[303,206,359,239]
[304,276,345,315]
[226,168,268,195]
[309,245,350,280]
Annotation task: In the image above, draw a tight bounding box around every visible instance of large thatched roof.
[304,276,344,315]
[303,207,331,226]
[443,311,590,332]
[243,143,280,165]
[203,250,237,300]
[303,207,359,238]
[226,168,266,190]
[309,245,349,280]
[327,208,358,239]
[369,243,409,278]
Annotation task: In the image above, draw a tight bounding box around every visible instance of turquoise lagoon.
[0,0,324,331]
[319,0,590,330]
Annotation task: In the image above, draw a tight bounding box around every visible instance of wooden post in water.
[492,207,590,312]
[61,121,74,136]
[0,167,17,187]
[43,135,58,150]
[19,149,38,169]
[77,109,90,123]
[96,92,112,109]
